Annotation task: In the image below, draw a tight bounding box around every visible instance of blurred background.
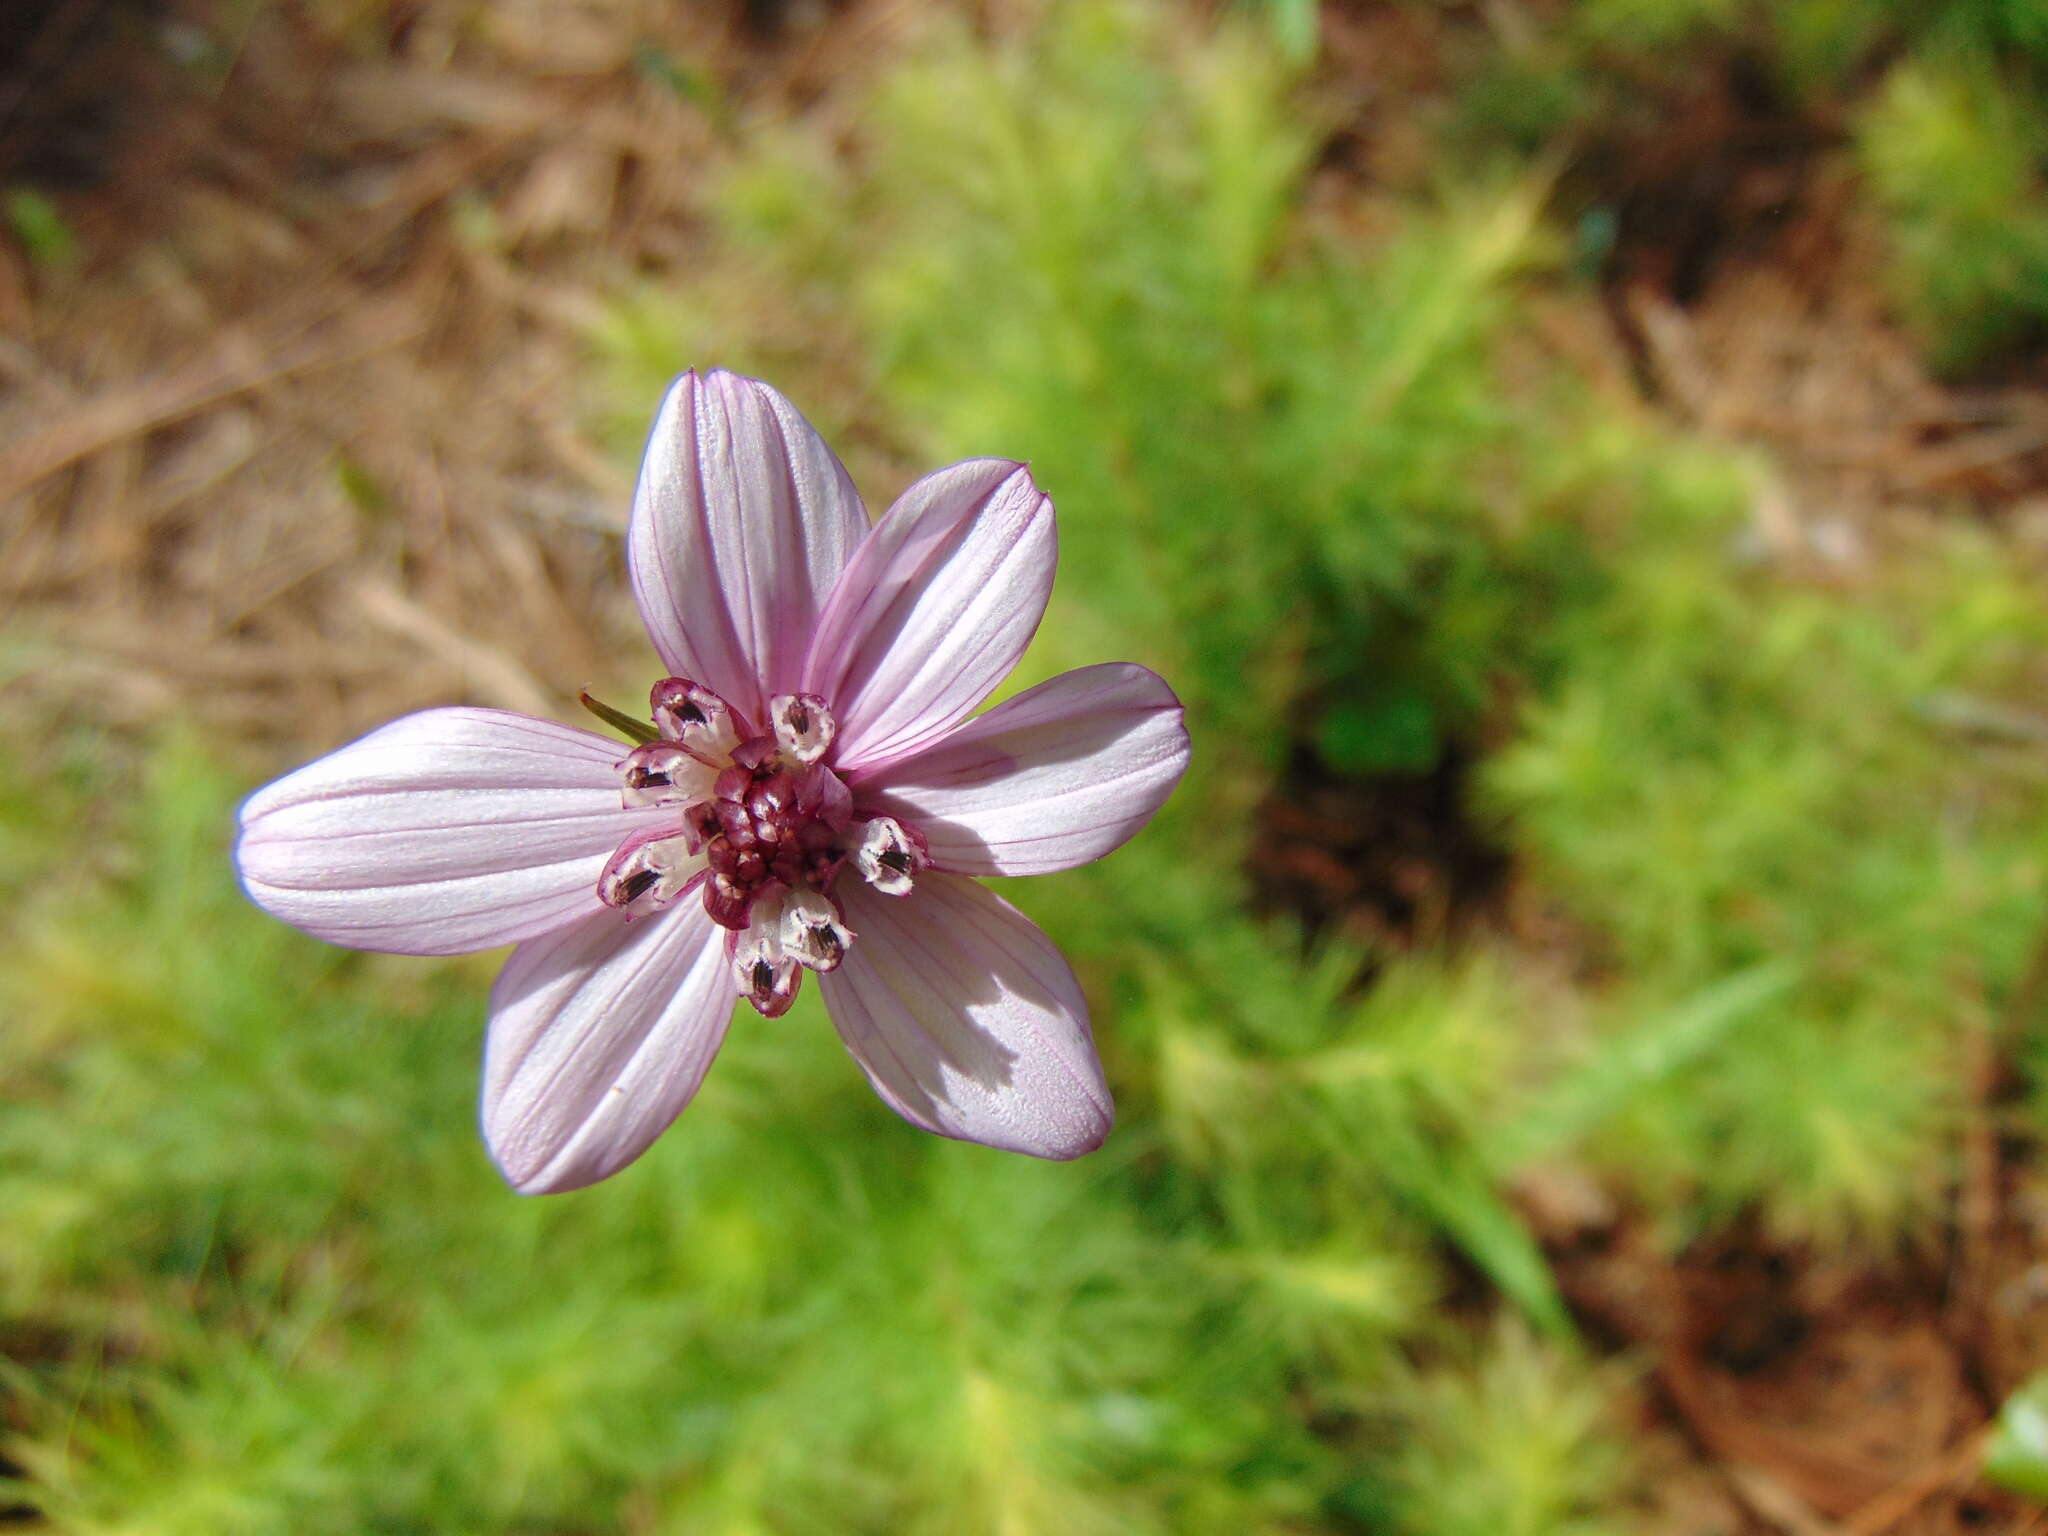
[6,0,2048,1530]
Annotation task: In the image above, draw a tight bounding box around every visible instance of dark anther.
[618,869,659,903]
[680,702,706,726]
[625,766,671,790]
[810,924,844,966]
[752,958,774,992]
[879,849,911,875]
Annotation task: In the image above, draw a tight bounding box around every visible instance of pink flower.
[236,371,1189,1193]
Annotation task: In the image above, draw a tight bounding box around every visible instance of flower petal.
[237,708,663,956]
[852,662,1189,877]
[802,459,1054,771]
[628,370,870,727]
[818,873,1111,1159]
[481,901,733,1194]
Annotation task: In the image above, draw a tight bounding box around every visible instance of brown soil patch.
[1619,184,2048,557]
[1577,45,2048,541]
[1544,1201,2047,1535]
[1515,975,2048,1533]
[1248,740,1512,952]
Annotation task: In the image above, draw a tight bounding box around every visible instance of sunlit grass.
[1859,51,2048,369]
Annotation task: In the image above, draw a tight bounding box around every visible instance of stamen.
[780,888,855,972]
[597,828,705,916]
[651,678,744,762]
[742,953,801,1017]
[852,816,929,897]
[729,900,801,1017]
[617,742,716,809]
[618,690,858,942]
[769,692,836,764]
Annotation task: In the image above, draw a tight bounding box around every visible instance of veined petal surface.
[237,709,662,956]
[803,459,1054,772]
[482,902,733,1194]
[819,874,1111,1159]
[629,370,870,726]
[854,662,1189,877]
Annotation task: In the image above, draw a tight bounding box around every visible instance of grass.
[1859,49,2048,369]
[6,0,2048,1529]
[1,735,1617,1532]
[1490,514,2048,1242]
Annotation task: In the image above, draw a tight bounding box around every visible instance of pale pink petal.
[237,709,664,956]
[482,901,733,1194]
[818,874,1111,1159]
[852,663,1189,877]
[802,459,1054,772]
[628,370,870,727]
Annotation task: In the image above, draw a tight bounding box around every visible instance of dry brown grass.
[1624,182,2048,570]
[11,0,2039,775]
[0,0,936,765]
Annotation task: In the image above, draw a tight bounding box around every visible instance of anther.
[728,907,801,1018]
[852,816,929,897]
[651,678,744,762]
[780,888,854,972]
[617,742,715,809]
[740,955,798,1016]
[769,693,836,764]
[597,829,705,916]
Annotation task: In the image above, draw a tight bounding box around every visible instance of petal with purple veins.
[852,662,1189,878]
[629,370,870,726]
[802,459,1055,772]
[236,708,668,956]
[481,901,733,1194]
[818,873,1111,1159]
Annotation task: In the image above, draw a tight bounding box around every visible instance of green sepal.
[579,690,659,745]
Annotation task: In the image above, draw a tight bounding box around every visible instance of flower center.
[592,679,929,1017]
[696,736,852,930]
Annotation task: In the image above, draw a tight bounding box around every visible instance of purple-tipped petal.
[629,370,870,726]
[236,709,665,956]
[482,901,733,1194]
[818,874,1111,1159]
[802,459,1055,772]
[852,662,1189,877]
